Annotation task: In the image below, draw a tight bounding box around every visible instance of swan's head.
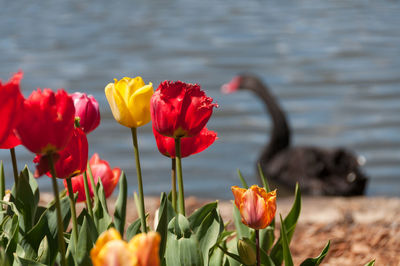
[221,74,264,94]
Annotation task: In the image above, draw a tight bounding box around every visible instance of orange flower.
[91,228,160,266]
[91,228,137,266]
[129,231,160,266]
[231,185,277,230]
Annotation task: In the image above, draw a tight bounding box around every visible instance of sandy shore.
[40,194,400,265]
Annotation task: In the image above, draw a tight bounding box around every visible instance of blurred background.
[1,0,399,199]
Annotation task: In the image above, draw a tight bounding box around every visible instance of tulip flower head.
[35,127,88,179]
[0,71,24,146]
[64,153,120,202]
[0,131,21,149]
[91,228,160,266]
[105,76,154,128]
[71,92,101,134]
[231,185,277,230]
[151,80,218,138]
[16,89,75,155]
[153,125,217,158]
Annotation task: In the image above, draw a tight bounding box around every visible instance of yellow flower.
[231,185,277,230]
[91,228,160,266]
[105,77,154,128]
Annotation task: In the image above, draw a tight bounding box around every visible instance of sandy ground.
[40,194,400,265]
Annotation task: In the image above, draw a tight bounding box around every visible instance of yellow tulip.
[105,76,154,128]
[91,228,160,266]
[231,185,277,230]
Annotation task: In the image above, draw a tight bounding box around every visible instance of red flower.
[0,131,21,149]
[71,92,101,134]
[0,71,24,146]
[64,153,121,202]
[16,89,75,155]
[150,81,218,138]
[34,127,88,179]
[153,125,217,158]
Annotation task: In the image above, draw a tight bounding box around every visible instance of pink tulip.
[71,92,101,134]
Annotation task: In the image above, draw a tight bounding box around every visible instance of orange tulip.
[231,185,277,230]
[91,228,137,266]
[91,228,160,266]
[129,231,160,266]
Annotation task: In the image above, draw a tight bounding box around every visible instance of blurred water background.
[1,0,400,199]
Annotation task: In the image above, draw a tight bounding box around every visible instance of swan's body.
[222,74,367,196]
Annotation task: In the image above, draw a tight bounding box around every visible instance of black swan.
[222,74,367,196]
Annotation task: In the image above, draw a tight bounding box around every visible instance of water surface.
[1,0,400,199]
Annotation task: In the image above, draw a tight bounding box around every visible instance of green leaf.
[257,163,270,192]
[0,246,10,266]
[77,209,98,244]
[270,183,301,265]
[217,243,243,264]
[0,161,5,203]
[165,232,203,266]
[364,260,376,266]
[126,217,142,241]
[37,236,51,265]
[188,201,217,231]
[45,192,71,239]
[156,193,169,259]
[300,240,330,266]
[93,178,113,234]
[13,255,46,266]
[259,225,275,252]
[114,172,127,237]
[4,215,19,263]
[239,237,276,266]
[75,217,94,265]
[13,169,37,232]
[232,203,251,240]
[196,209,223,265]
[280,215,294,266]
[237,169,248,189]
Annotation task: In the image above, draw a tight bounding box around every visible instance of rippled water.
[1,0,400,199]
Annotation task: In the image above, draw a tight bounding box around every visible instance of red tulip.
[0,131,21,149]
[64,153,121,202]
[16,89,75,155]
[34,127,88,179]
[71,92,101,134]
[153,125,217,158]
[150,81,218,138]
[0,71,24,146]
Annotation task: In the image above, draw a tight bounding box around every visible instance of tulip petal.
[128,83,154,127]
[129,231,160,266]
[231,186,246,210]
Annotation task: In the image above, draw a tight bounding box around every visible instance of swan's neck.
[254,84,291,163]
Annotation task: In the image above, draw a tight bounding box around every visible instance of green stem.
[66,178,78,248]
[10,148,18,186]
[130,127,147,233]
[87,161,98,200]
[256,229,260,266]
[48,154,66,266]
[171,158,177,211]
[0,161,5,208]
[175,137,185,216]
[82,171,94,219]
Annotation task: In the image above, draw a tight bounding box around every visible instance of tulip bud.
[237,239,257,266]
[71,92,100,134]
